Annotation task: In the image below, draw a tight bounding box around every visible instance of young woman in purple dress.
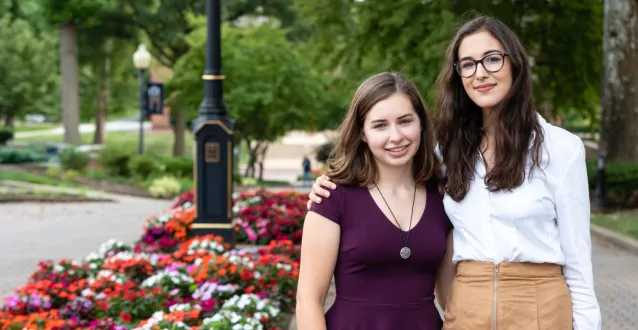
[295,72,454,330]
[306,16,601,330]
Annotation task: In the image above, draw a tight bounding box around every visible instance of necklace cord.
[374,184,417,247]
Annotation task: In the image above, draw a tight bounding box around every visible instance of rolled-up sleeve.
[554,141,601,330]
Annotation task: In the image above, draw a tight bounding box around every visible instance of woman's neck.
[373,162,416,194]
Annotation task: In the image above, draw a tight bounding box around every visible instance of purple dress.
[311,181,451,330]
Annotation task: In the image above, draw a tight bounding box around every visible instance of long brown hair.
[327,72,441,187]
[434,16,544,202]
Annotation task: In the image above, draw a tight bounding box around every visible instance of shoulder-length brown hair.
[434,16,544,202]
[327,72,441,187]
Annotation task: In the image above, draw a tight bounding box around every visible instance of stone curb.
[591,224,638,255]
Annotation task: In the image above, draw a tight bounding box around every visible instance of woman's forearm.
[296,300,328,330]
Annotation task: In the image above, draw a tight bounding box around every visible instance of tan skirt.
[442,261,573,330]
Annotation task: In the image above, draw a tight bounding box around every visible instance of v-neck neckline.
[365,185,429,233]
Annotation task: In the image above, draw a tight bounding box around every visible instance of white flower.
[169,303,201,312]
[141,269,194,288]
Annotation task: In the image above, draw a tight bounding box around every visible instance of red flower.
[120,311,132,323]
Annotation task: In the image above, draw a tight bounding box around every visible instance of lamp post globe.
[133,44,151,69]
[132,44,151,154]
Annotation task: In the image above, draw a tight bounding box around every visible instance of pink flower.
[245,227,258,242]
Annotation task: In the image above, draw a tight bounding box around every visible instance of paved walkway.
[0,195,170,299]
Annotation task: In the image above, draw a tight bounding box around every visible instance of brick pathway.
[592,236,638,329]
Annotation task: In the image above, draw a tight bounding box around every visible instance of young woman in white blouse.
[306,16,601,330]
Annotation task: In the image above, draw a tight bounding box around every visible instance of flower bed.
[0,188,304,329]
[173,189,307,246]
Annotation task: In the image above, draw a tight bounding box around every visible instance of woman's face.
[361,93,422,169]
[456,30,513,111]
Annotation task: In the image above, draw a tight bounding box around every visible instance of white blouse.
[442,114,601,330]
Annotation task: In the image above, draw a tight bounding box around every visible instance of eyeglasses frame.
[453,53,509,78]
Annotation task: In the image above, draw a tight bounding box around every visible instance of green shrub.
[148,176,182,198]
[0,146,47,164]
[0,127,14,145]
[61,170,80,182]
[587,160,638,207]
[98,143,136,176]
[59,148,90,171]
[160,156,193,178]
[315,141,334,163]
[45,166,61,178]
[128,154,162,180]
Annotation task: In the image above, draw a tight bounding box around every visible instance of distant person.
[302,156,312,187]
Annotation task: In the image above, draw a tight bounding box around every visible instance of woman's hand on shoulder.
[306,175,337,210]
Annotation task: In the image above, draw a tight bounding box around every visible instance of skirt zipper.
[493,263,499,330]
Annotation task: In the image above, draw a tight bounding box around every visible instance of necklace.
[374,184,417,260]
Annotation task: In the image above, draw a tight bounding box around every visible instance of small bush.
[148,176,182,198]
[315,141,334,164]
[59,148,90,171]
[128,154,162,180]
[45,166,61,178]
[0,146,47,164]
[98,143,136,176]
[61,170,80,182]
[0,127,14,145]
[160,156,193,178]
[587,160,638,208]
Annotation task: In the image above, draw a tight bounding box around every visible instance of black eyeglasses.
[454,53,508,78]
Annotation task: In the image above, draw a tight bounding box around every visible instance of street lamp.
[133,44,152,154]
[191,0,236,245]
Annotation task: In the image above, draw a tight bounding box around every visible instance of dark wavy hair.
[328,72,441,187]
[434,16,544,202]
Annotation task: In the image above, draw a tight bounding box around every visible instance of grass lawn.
[13,124,59,132]
[0,169,83,188]
[592,211,638,240]
[15,130,195,157]
[15,129,252,164]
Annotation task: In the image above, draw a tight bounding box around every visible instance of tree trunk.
[60,21,81,145]
[172,104,186,156]
[244,140,259,178]
[93,39,113,145]
[601,0,638,162]
[257,143,269,182]
[4,113,14,127]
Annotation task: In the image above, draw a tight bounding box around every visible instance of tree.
[126,0,305,156]
[600,0,638,162]
[0,14,58,126]
[295,0,603,124]
[168,17,323,180]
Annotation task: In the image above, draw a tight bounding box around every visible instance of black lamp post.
[191,0,235,245]
[132,44,152,155]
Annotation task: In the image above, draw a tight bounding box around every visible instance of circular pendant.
[400,247,411,259]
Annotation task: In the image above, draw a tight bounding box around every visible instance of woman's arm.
[435,230,455,311]
[554,141,601,330]
[296,212,340,330]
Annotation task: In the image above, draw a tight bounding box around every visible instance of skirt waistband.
[456,260,563,278]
